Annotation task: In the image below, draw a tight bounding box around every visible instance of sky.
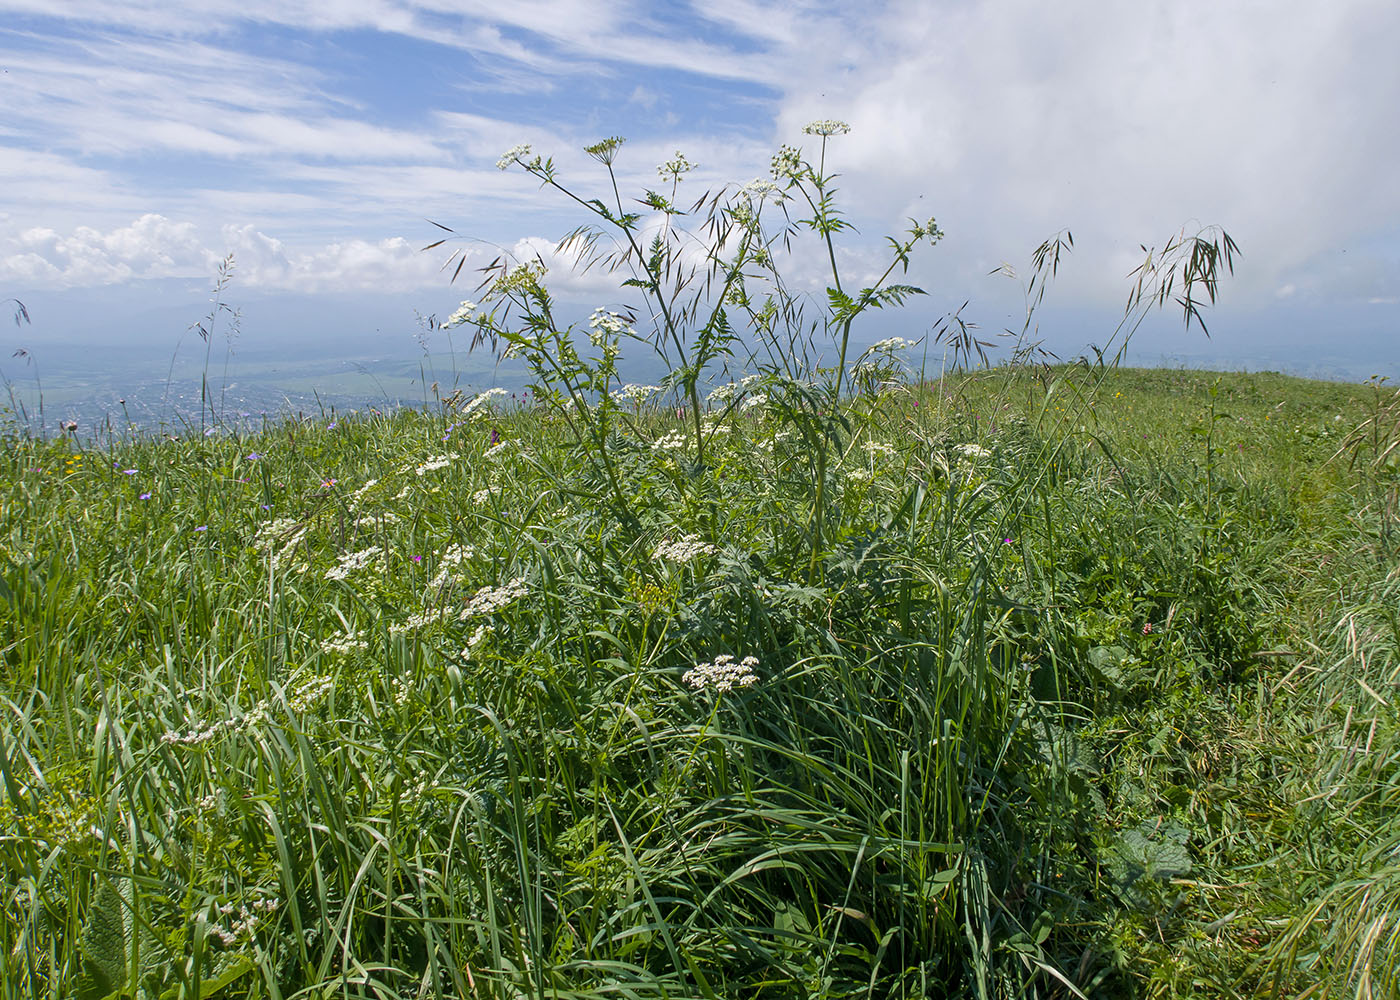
[2,0,1398,388]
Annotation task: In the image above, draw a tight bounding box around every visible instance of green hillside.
[3,364,1396,998]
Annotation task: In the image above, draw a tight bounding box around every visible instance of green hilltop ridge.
[2,365,1397,998]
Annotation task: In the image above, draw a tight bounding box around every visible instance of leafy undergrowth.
[1,367,1396,999]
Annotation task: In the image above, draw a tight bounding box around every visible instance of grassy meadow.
[5,125,1400,998]
[2,362,1398,999]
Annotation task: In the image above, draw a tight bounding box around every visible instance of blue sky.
[2,0,1398,380]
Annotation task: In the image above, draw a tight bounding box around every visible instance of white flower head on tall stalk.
[802,119,851,137]
[442,301,476,328]
[584,136,626,165]
[612,383,661,407]
[588,308,633,347]
[462,387,508,418]
[739,178,782,204]
[770,144,802,180]
[496,143,532,170]
[865,337,914,356]
[706,382,735,404]
[911,217,945,244]
[658,151,696,181]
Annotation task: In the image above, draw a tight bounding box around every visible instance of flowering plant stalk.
[437,123,945,567]
[440,283,643,534]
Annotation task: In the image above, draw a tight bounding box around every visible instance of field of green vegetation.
[3,364,1397,999]
[4,126,1399,998]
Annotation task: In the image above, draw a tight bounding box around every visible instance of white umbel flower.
[684,654,759,692]
[653,535,717,562]
[461,577,529,618]
[497,143,532,170]
[802,120,851,137]
[443,301,477,328]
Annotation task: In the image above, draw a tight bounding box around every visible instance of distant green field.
[3,364,1396,998]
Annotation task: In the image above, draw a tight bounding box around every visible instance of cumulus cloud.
[0,216,456,292]
[0,216,217,286]
[0,213,649,298]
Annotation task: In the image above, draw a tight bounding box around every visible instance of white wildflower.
[740,178,780,201]
[462,387,508,418]
[321,630,369,656]
[865,337,914,354]
[802,120,851,137]
[253,517,308,568]
[430,543,475,589]
[658,151,696,179]
[863,441,896,459]
[587,308,632,347]
[443,301,477,328]
[652,430,689,452]
[462,623,494,657]
[355,511,399,528]
[288,674,335,713]
[612,383,661,407]
[212,894,280,946]
[684,654,759,693]
[739,392,767,414]
[654,535,717,562]
[461,577,529,618]
[415,453,458,476]
[955,443,991,461]
[471,487,496,505]
[324,545,382,581]
[496,143,532,170]
[160,721,224,747]
[161,699,270,748]
[706,382,737,404]
[389,610,442,635]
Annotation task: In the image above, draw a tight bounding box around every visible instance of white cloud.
[771,0,1400,309]
[0,212,662,297]
[0,215,454,291]
[0,215,217,286]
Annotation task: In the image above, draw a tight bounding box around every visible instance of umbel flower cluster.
[654,535,717,562]
[684,654,759,693]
